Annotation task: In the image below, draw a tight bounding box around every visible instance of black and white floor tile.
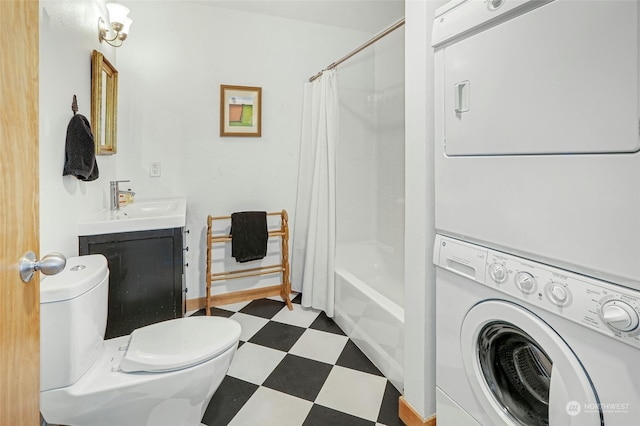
[191,295,402,426]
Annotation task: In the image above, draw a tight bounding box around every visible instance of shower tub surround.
[334,241,404,391]
[333,24,405,393]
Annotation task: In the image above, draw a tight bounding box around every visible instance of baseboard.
[399,396,436,426]
[185,297,206,312]
[185,291,299,313]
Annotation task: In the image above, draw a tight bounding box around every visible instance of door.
[438,0,639,156]
[0,0,41,424]
[461,301,601,426]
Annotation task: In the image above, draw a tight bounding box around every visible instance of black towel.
[63,114,99,181]
[231,211,268,263]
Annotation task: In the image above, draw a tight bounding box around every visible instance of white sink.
[118,199,180,218]
[78,198,187,236]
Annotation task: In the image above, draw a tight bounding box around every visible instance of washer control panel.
[435,235,640,348]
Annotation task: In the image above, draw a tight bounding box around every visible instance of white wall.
[403,0,442,420]
[40,0,119,257]
[116,1,373,300]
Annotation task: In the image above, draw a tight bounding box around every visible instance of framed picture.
[220,85,262,137]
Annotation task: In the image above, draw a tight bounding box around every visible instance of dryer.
[432,0,640,290]
[434,234,640,425]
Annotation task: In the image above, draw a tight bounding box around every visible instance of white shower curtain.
[291,69,338,317]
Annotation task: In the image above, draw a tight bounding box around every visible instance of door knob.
[19,251,67,283]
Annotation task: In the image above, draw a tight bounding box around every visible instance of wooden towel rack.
[205,210,293,315]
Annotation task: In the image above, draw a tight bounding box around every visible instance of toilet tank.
[40,255,109,391]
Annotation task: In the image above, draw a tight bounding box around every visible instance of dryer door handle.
[454,80,470,113]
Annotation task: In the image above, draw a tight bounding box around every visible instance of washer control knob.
[489,263,508,283]
[550,285,567,302]
[516,272,536,294]
[601,300,639,333]
[546,283,570,306]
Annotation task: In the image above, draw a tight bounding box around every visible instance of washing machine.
[432,0,640,290]
[434,234,640,425]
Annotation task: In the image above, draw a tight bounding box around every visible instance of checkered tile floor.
[190,295,402,426]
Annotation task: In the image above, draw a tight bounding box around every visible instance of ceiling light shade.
[99,3,132,47]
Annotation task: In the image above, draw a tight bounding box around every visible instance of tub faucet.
[110,180,136,211]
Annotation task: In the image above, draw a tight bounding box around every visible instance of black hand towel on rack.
[231,211,268,263]
[62,114,99,181]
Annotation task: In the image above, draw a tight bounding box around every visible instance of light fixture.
[98,3,132,48]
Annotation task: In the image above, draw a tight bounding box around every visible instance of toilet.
[39,254,241,426]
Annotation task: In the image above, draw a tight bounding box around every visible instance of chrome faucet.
[110,180,136,211]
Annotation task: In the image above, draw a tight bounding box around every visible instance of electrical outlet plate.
[150,161,161,177]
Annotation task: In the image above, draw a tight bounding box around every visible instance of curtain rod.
[308,18,405,82]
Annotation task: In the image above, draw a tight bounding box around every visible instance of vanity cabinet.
[79,228,184,338]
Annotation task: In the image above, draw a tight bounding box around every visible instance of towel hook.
[71,95,78,115]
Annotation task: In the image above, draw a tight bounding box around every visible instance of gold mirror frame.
[91,50,118,155]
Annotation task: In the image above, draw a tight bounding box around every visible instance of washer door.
[461,301,602,426]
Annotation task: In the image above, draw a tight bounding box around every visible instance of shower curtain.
[291,69,338,317]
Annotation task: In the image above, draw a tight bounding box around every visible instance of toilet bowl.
[39,255,241,426]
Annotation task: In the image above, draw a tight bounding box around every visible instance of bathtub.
[334,242,404,391]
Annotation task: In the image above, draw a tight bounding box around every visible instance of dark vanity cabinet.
[79,228,184,338]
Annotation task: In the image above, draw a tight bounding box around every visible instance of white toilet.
[39,254,241,426]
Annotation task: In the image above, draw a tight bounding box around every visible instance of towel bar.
[205,209,292,315]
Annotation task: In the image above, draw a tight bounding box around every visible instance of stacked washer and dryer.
[432,1,640,425]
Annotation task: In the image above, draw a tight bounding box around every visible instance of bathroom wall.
[403,0,441,420]
[115,1,375,301]
[39,0,119,257]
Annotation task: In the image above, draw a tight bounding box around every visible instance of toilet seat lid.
[120,316,241,373]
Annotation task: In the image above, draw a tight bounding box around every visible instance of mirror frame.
[91,50,118,155]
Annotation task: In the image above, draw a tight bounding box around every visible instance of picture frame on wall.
[220,85,262,137]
